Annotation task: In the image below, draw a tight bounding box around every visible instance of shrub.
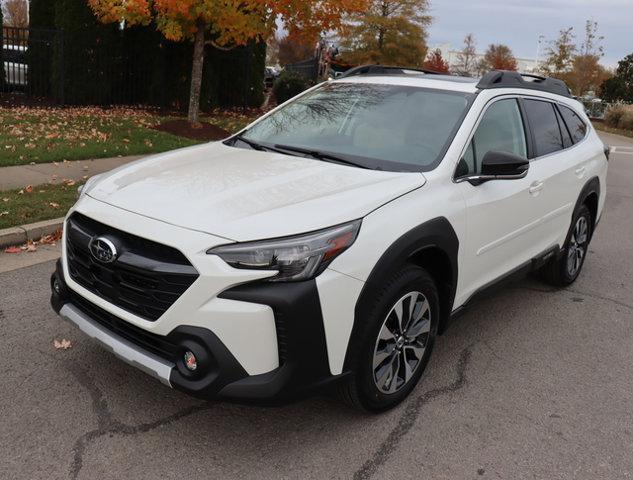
[52,0,122,105]
[619,108,633,131]
[28,0,56,96]
[604,103,626,128]
[604,103,633,130]
[273,70,312,104]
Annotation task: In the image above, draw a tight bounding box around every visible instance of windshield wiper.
[232,134,288,155]
[273,144,370,169]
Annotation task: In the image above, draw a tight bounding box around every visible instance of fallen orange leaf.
[53,339,72,350]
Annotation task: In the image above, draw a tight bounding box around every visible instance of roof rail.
[339,64,442,79]
[477,70,572,98]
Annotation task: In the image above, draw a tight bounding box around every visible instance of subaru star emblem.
[89,237,118,263]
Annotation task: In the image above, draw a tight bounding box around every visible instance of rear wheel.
[339,265,439,412]
[540,204,592,286]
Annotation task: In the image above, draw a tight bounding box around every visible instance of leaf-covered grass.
[205,109,260,134]
[0,106,261,168]
[0,181,83,229]
[593,121,633,139]
[0,106,201,167]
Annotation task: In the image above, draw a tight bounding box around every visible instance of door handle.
[575,166,586,178]
[529,181,544,195]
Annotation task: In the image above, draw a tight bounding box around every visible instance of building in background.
[432,43,539,75]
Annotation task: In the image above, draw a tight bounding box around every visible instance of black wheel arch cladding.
[575,176,600,241]
[343,216,459,371]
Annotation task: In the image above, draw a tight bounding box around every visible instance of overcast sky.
[427,0,631,67]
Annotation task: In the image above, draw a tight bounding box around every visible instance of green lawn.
[0,107,261,230]
[593,121,633,139]
[0,181,83,230]
[0,106,199,167]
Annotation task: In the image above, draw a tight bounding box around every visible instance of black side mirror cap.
[480,150,529,177]
[456,151,529,186]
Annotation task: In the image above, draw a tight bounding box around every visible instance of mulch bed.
[153,119,230,141]
[0,92,59,108]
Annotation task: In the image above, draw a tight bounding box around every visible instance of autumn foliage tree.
[88,0,365,124]
[541,27,576,77]
[3,0,29,28]
[423,49,449,73]
[338,0,430,68]
[564,21,609,96]
[278,35,315,66]
[541,21,610,96]
[479,44,518,73]
[453,33,477,76]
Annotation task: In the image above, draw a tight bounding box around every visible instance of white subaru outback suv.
[51,66,608,412]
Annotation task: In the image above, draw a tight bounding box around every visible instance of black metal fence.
[286,57,319,81]
[1,26,61,99]
[1,26,265,109]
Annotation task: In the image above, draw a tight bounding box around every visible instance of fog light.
[53,278,62,296]
[183,351,197,371]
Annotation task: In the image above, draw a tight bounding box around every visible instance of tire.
[540,204,592,286]
[338,264,439,413]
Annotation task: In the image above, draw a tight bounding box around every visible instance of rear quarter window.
[559,105,588,144]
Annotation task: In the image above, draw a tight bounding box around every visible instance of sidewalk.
[0,155,145,190]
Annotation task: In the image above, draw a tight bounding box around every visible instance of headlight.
[77,174,102,198]
[208,220,362,282]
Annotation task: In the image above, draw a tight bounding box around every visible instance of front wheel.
[339,265,439,412]
[540,204,592,286]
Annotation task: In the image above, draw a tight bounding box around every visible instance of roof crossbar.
[477,70,572,98]
[339,64,442,79]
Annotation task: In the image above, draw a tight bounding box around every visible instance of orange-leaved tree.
[88,0,366,123]
[423,49,450,73]
[479,44,518,73]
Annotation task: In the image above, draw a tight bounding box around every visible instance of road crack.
[353,346,472,480]
[65,363,213,480]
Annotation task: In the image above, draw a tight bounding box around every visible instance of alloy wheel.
[567,216,589,277]
[372,291,431,394]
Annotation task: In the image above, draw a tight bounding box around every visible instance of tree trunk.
[188,19,206,125]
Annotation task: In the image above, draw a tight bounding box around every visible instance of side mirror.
[481,151,529,177]
[457,151,529,185]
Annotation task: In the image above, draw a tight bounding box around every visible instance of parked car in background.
[2,44,28,87]
[264,66,280,88]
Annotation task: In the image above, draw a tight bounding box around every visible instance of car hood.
[87,142,426,241]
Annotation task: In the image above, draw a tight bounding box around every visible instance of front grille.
[70,292,179,361]
[66,212,199,321]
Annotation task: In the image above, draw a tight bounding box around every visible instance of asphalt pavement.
[1,132,632,480]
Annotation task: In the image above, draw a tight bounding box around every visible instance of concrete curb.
[0,217,64,249]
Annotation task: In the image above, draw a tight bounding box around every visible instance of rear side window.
[523,99,563,157]
[559,105,588,144]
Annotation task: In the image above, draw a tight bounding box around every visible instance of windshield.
[236,82,474,171]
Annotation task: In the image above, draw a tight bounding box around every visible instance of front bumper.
[51,260,348,404]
